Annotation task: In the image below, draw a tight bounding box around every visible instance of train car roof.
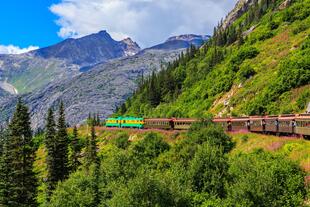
[144,118,172,121]
[174,118,198,122]
[264,116,279,120]
[230,117,249,122]
[213,118,231,122]
[295,115,310,120]
[250,116,263,120]
[278,116,296,120]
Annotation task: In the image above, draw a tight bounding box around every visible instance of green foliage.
[0,99,37,207]
[226,150,306,207]
[49,169,99,207]
[246,36,310,115]
[189,143,228,197]
[240,135,249,143]
[85,124,99,170]
[47,123,307,207]
[236,65,256,82]
[69,126,82,172]
[188,121,235,154]
[130,132,170,164]
[296,90,310,111]
[55,101,70,181]
[106,171,183,207]
[230,46,259,66]
[45,108,58,199]
[110,132,130,149]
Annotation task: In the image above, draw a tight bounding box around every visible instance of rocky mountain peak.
[166,34,210,42]
[120,37,141,56]
[221,0,257,30]
[32,30,140,67]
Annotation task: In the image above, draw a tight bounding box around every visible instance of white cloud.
[0,45,39,55]
[50,0,237,48]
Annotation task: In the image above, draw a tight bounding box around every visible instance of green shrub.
[240,135,249,143]
[110,132,130,149]
[237,65,256,82]
[230,46,259,65]
[296,90,310,111]
[130,132,170,162]
[189,143,228,197]
[292,20,309,34]
[227,150,307,207]
[49,170,98,207]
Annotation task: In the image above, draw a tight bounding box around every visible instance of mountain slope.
[120,0,310,118]
[0,31,140,95]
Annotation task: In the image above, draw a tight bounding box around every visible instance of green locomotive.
[105,117,144,129]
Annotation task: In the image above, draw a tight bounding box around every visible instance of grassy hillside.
[119,0,310,118]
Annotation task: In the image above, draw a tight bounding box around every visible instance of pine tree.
[0,98,37,207]
[96,114,101,126]
[55,101,69,181]
[44,108,57,199]
[85,124,100,204]
[0,129,9,205]
[70,125,81,172]
[85,124,98,170]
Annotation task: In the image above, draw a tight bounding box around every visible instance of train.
[105,114,310,138]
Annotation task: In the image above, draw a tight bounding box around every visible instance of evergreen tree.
[85,124,98,170]
[55,101,69,181]
[0,98,37,207]
[70,125,81,172]
[44,108,57,199]
[96,114,101,126]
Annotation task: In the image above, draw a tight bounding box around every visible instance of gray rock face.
[221,0,256,30]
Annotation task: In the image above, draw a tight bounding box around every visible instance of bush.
[237,65,256,82]
[240,135,249,143]
[110,132,130,149]
[106,171,186,207]
[189,143,228,197]
[292,20,309,34]
[49,170,98,207]
[227,150,306,207]
[296,90,310,111]
[129,132,170,163]
[230,46,259,65]
[268,21,279,30]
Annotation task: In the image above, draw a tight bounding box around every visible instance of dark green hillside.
[119,0,310,118]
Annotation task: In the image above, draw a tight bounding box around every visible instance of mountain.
[0,32,209,129]
[120,0,310,118]
[149,34,210,50]
[0,31,140,94]
[32,31,141,67]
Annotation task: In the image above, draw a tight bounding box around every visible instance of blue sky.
[0,0,61,48]
[0,0,237,54]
